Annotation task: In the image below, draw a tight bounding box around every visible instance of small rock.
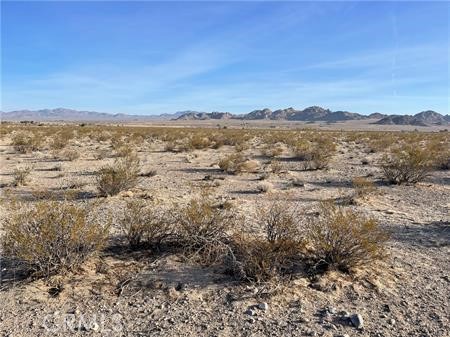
[304,328,317,336]
[122,191,134,198]
[245,309,256,316]
[382,304,391,312]
[91,322,100,331]
[350,313,364,329]
[257,302,269,311]
[339,310,350,317]
[327,307,337,314]
[388,318,396,325]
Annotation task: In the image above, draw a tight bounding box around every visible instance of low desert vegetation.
[174,195,236,264]
[96,154,141,196]
[49,130,73,150]
[10,130,43,153]
[290,136,336,170]
[118,200,173,249]
[2,123,440,286]
[12,166,32,186]
[352,176,376,199]
[56,148,80,161]
[1,200,109,277]
[218,153,260,174]
[305,203,389,273]
[229,201,304,282]
[381,145,435,184]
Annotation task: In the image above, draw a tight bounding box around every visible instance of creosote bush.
[12,166,32,186]
[97,154,141,196]
[229,202,305,283]
[1,200,110,277]
[352,176,376,198]
[218,153,260,174]
[175,195,236,264]
[381,145,434,184]
[49,131,73,150]
[10,130,43,153]
[291,137,336,170]
[118,200,173,249]
[57,148,80,161]
[306,203,389,273]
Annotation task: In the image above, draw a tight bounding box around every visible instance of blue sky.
[1,1,449,115]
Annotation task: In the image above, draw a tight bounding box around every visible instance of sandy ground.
[0,125,449,337]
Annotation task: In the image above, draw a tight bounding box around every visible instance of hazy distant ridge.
[2,107,448,126]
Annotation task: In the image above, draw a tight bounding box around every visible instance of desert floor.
[0,123,449,337]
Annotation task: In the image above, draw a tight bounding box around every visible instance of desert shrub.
[12,166,32,186]
[96,154,140,196]
[381,145,434,184]
[112,139,136,158]
[164,141,177,152]
[229,202,304,283]
[59,177,87,190]
[367,133,396,153]
[428,140,450,170]
[305,203,389,273]
[261,143,284,158]
[174,196,236,264]
[352,176,375,198]
[10,130,43,153]
[57,148,80,161]
[164,139,191,153]
[234,141,250,153]
[436,155,450,170]
[218,153,260,174]
[49,131,73,150]
[291,137,335,170]
[94,148,111,160]
[210,133,227,149]
[268,160,283,174]
[93,130,112,142]
[188,134,212,150]
[1,200,109,277]
[118,200,173,249]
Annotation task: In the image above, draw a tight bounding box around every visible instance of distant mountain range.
[1,107,449,126]
[0,108,182,122]
[174,106,449,126]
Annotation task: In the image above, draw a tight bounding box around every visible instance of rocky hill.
[243,106,367,122]
[375,110,449,126]
[175,111,234,120]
